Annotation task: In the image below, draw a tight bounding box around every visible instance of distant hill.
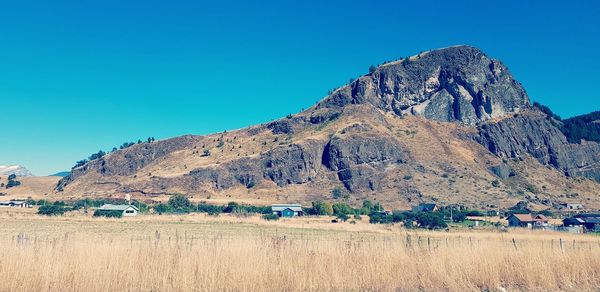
[55,46,600,210]
[0,165,33,177]
[50,171,70,177]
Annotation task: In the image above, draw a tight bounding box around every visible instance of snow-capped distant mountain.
[0,165,34,177]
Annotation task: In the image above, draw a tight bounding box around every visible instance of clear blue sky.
[1,0,599,175]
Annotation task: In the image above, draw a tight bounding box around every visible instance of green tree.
[154,203,171,214]
[332,202,353,217]
[415,212,447,229]
[167,194,192,212]
[312,201,333,216]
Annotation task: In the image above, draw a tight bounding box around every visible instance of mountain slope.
[55,46,600,210]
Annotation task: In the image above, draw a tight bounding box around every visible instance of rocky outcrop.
[322,124,405,191]
[476,111,600,182]
[318,45,528,124]
[185,140,324,189]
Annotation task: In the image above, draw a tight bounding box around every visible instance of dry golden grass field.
[1,209,599,291]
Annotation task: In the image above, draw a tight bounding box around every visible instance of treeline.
[369,207,486,229]
[533,102,600,144]
[33,194,493,230]
[561,111,600,144]
[72,137,156,169]
[35,198,148,216]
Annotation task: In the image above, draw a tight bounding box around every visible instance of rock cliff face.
[319,46,528,125]
[476,112,600,181]
[54,45,600,209]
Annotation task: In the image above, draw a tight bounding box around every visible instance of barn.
[96,204,139,217]
[271,204,303,217]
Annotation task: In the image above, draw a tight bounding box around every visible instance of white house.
[96,204,139,217]
[0,200,31,208]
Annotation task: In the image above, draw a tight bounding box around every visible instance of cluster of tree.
[369,211,447,229]
[37,201,70,216]
[5,174,21,188]
[35,198,148,216]
[560,111,600,144]
[304,200,383,222]
[532,102,562,121]
[533,102,600,144]
[71,198,148,212]
[152,194,271,215]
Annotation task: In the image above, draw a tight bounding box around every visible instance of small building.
[563,214,600,232]
[96,204,139,217]
[271,204,303,217]
[0,200,31,208]
[561,203,583,211]
[507,213,548,228]
[412,203,438,213]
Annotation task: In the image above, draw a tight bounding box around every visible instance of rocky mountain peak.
[0,165,33,177]
[318,45,529,124]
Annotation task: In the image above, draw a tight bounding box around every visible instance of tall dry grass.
[0,214,599,291]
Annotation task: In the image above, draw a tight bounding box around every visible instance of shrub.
[337,213,349,222]
[6,180,21,188]
[154,203,171,214]
[197,203,224,215]
[93,210,123,218]
[331,187,344,199]
[167,194,192,213]
[223,202,241,213]
[332,202,353,217]
[38,205,66,216]
[262,213,279,221]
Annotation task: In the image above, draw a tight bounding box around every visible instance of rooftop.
[271,204,302,212]
[97,204,138,211]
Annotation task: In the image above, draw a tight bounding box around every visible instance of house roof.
[271,204,302,212]
[511,214,534,222]
[97,204,139,211]
[510,213,548,222]
[0,201,27,205]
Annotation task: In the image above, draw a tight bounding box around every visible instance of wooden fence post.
[560,238,564,252]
